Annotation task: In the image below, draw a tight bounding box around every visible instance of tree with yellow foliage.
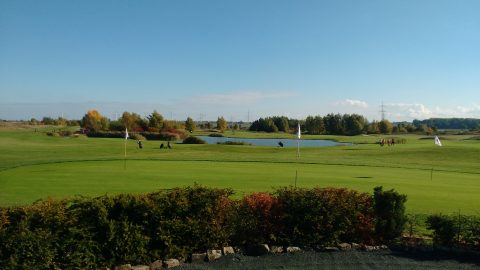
[80,110,109,131]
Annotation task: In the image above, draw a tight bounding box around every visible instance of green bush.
[138,186,234,259]
[46,130,74,137]
[426,214,457,247]
[141,131,185,141]
[86,131,124,138]
[86,131,185,141]
[275,187,375,246]
[373,186,407,242]
[426,214,480,248]
[182,136,206,144]
[1,224,56,270]
[130,133,146,141]
[0,199,68,270]
[217,141,251,145]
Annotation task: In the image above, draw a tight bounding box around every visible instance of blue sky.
[1,0,479,121]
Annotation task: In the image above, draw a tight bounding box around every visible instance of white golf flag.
[297,123,301,139]
[434,136,442,147]
[125,128,129,140]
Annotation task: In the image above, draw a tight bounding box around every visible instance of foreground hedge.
[426,214,480,248]
[0,185,406,269]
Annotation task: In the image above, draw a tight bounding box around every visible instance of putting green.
[1,159,479,214]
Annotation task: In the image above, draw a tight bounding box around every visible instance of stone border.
[110,243,392,269]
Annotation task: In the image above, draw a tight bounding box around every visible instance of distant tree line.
[25,112,480,135]
[412,118,480,130]
[249,116,290,132]
[25,110,235,135]
[249,114,480,135]
[79,110,233,134]
[249,114,395,135]
[29,117,80,126]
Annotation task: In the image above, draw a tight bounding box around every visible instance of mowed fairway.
[1,125,479,215]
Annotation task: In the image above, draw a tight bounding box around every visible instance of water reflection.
[197,136,351,147]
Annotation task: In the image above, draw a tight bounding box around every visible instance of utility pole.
[380,102,386,121]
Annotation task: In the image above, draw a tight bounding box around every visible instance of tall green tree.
[343,114,367,135]
[216,117,228,132]
[42,117,55,125]
[323,113,344,135]
[147,111,164,129]
[121,112,147,132]
[272,116,289,132]
[378,120,393,134]
[249,118,279,132]
[368,120,380,134]
[305,116,325,135]
[55,117,67,126]
[185,117,196,132]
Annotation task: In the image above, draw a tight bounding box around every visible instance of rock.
[351,243,361,250]
[270,246,284,253]
[206,249,222,261]
[162,259,180,268]
[380,245,389,250]
[234,246,245,254]
[115,264,131,270]
[223,246,235,255]
[286,246,301,253]
[149,260,162,270]
[363,245,375,252]
[337,243,352,251]
[131,266,149,270]
[189,253,207,263]
[324,247,339,252]
[246,244,270,256]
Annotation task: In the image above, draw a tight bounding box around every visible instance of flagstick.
[124,128,129,170]
[124,139,127,169]
[297,140,300,158]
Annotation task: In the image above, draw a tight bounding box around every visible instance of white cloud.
[385,103,480,121]
[334,99,369,108]
[387,103,434,119]
[191,91,295,105]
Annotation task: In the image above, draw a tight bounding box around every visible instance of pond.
[197,136,351,148]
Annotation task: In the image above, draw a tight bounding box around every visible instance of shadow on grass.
[390,247,480,267]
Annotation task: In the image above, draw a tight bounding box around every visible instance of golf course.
[1,123,479,216]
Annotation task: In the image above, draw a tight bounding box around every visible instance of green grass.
[1,124,480,215]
